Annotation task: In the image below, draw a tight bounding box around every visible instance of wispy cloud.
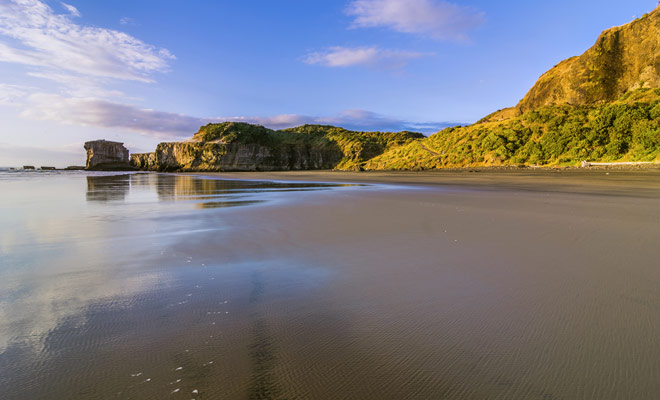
[60,2,80,17]
[119,17,137,26]
[17,93,451,137]
[346,0,484,41]
[21,94,204,139]
[0,0,174,82]
[0,83,31,105]
[303,46,429,68]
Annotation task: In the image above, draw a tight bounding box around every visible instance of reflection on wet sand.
[86,174,131,202]
[86,173,355,209]
[1,172,360,400]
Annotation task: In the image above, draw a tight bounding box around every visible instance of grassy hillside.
[189,122,424,170]
[366,90,660,170]
[282,125,423,170]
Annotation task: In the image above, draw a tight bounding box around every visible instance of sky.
[0,0,658,167]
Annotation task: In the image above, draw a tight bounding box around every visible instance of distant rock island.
[84,140,132,171]
[124,3,660,172]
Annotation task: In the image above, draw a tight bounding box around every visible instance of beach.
[2,170,660,399]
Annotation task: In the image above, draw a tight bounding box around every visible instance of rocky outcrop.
[130,152,156,170]
[84,140,130,170]
[152,142,342,172]
[132,122,423,172]
[516,3,660,113]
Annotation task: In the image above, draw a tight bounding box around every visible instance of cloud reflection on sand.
[0,172,351,353]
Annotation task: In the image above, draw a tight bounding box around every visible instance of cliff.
[130,152,156,170]
[516,4,660,113]
[131,122,423,172]
[84,140,130,170]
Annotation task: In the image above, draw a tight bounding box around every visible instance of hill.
[368,3,660,170]
[367,89,660,169]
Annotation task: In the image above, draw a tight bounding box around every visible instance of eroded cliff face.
[132,142,343,172]
[84,140,129,170]
[131,122,422,172]
[517,4,660,113]
[130,152,156,170]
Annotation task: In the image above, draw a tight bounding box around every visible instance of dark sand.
[200,168,660,197]
[2,170,660,399]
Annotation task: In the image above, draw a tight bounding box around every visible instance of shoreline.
[6,162,660,173]
[187,168,660,198]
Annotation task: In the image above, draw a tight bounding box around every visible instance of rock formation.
[84,140,130,170]
[130,122,423,172]
[130,152,156,170]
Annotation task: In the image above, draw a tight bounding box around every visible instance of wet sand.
[200,168,660,197]
[2,171,660,399]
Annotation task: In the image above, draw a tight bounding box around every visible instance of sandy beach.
[199,168,660,194]
[2,171,660,399]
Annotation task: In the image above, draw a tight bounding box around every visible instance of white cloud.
[346,0,484,41]
[303,46,429,68]
[0,0,174,82]
[60,2,80,17]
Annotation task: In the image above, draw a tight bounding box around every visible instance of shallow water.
[2,171,660,399]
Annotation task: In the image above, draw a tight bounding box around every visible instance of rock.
[84,140,130,170]
[65,166,86,170]
[130,152,157,170]
[152,141,342,172]
[23,165,35,170]
[40,166,56,170]
[131,122,422,172]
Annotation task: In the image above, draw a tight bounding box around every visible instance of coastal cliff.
[517,4,660,113]
[131,122,423,172]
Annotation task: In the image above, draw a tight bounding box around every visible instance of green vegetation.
[367,91,660,170]
[283,125,423,169]
[193,122,277,145]
[184,93,660,171]
[191,122,424,170]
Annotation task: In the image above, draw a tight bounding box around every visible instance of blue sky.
[0,0,658,167]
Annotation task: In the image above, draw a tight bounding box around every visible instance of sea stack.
[84,140,130,170]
